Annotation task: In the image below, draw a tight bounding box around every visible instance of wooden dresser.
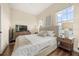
[15,31,31,38]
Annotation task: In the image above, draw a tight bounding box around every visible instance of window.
[56,6,74,37]
[57,6,73,23]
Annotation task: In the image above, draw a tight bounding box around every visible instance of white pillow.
[47,31,55,36]
[38,31,48,37]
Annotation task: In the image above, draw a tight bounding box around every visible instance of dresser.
[15,31,31,38]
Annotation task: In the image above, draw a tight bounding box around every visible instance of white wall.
[73,4,79,52]
[0,4,11,54]
[10,8,38,33]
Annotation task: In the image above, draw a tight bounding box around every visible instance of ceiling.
[10,3,53,15]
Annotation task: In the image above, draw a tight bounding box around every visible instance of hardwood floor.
[48,48,71,56]
[0,42,79,56]
[0,43,14,56]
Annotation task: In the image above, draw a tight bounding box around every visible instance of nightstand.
[57,37,74,55]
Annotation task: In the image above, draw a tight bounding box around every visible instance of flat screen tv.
[16,25,27,32]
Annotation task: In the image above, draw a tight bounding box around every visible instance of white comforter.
[12,34,57,56]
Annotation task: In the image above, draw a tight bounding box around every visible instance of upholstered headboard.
[39,26,53,31]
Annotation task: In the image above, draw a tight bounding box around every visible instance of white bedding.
[12,34,57,56]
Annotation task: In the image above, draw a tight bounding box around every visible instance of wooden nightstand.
[57,37,74,55]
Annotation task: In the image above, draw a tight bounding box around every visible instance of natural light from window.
[56,6,74,39]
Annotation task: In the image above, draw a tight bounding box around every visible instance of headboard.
[39,26,53,31]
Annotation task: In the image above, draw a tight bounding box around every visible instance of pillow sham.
[37,31,48,37]
[47,31,55,36]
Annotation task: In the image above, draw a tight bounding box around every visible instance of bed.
[12,31,57,56]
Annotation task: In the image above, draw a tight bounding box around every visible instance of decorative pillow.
[47,31,55,36]
[38,31,48,37]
